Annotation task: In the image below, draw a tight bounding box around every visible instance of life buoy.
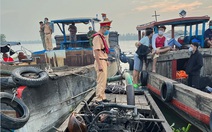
[160,81,174,102]
[12,67,49,87]
[140,71,148,86]
[0,92,30,130]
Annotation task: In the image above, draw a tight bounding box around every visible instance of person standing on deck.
[39,21,46,50]
[204,20,212,48]
[101,13,111,47]
[44,17,53,50]
[133,29,153,88]
[68,23,77,45]
[185,42,203,89]
[152,25,171,72]
[87,26,96,46]
[101,13,107,21]
[92,20,112,104]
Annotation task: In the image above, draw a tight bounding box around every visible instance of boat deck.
[89,94,151,111]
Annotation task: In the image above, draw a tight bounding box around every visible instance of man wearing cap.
[204,20,212,48]
[44,17,53,50]
[68,23,77,45]
[39,21,46,50]
[92,20,112,104]
[185,42,203,89]
[151,25,171,72]
[87,26,96,46]
[101,13,107,21]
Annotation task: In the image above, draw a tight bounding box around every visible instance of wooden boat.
[55,71,172,132]
[0,17,121,131]
[135,15,212,131]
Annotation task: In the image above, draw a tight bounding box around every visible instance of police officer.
[92,20,112,104]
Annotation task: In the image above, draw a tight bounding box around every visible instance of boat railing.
[60,40,89,49]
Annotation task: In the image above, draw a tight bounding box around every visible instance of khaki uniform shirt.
[44,23,52,34]
[93,33,108,59]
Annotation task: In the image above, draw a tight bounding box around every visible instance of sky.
[0,0,212,41]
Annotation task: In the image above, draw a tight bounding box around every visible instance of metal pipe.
[184,25,187,36]
[195,24,198,37]
[136,118,165,122]
[107,71,133,84]
[107,75,123,82]
[202,21,206,47]
[122,72,133,85]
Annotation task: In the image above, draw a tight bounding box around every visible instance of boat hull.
[147,72,212,132]
[2,65,96,132]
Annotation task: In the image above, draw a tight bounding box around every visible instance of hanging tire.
[140,71,148,86]
[1,77,17,89]
[0,92,30,130]
[12,67,49,87]
[126,85,135,105]
[160,81,174,102]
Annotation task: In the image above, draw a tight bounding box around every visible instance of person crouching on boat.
[185,42,203,90]
[92,20,112,104]
[133,29,153,88]
[204,20,212,48]
[152,25,171,73]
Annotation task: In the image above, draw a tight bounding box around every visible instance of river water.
[3,40,202,131]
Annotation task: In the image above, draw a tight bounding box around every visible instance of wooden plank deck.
[90,93,151,111]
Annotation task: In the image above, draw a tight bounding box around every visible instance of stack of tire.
[1,67,49,131]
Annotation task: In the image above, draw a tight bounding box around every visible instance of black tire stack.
[0,67,49,130]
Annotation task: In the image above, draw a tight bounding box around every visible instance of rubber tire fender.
[0,92,30,130]
[140,71,148,86]
[160,81,174,102]
[1,77,17,89]
[12,67,49,87]
[126,85,135,105]
[0,70,12,76]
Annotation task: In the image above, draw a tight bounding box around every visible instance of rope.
[70,72,96,80]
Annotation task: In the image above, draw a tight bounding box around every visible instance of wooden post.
[172,60,177,79]
[171,25,175,38]
[138,30,141,41]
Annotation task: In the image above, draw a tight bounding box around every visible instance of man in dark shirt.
[185,42,203,89]
[204,20,212,48]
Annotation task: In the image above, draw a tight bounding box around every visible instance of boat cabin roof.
[136,16,210,30]
[51,17,101,25]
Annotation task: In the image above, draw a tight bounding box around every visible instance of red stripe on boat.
[172,60,177,80]
[147,84,210,125]
[17,86,27,98]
